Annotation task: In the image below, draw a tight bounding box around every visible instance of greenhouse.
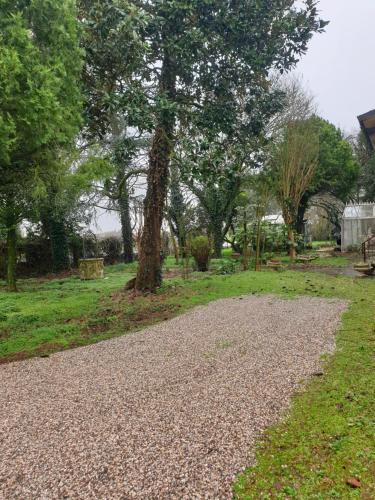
[341,202,375,250]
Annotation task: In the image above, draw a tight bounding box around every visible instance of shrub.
[215,259,237,275]
[191,236,210,272]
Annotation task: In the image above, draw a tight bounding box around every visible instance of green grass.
[1,263,374,497]
[278,254,352,268]
[0,267,134,360]
[231,273,375,499]
[312,240,336,249]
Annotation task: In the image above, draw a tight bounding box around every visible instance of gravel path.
[0,295,346,499]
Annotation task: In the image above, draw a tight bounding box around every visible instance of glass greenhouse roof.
[343,204,375,219]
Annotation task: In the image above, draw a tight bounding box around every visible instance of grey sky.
[297,0,375,134]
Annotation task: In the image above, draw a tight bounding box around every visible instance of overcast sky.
[296,0,375,134]
[95,0,375,232]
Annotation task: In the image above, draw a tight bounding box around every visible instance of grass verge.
[233,274,375,499]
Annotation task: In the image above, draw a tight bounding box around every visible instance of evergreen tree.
[0,0,82,289]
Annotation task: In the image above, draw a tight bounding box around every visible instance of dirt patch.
[0,286,186,366]
[0,342,64,365]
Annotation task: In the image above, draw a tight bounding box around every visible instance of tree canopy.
[296,116,359,232]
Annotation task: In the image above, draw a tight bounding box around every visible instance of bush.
[191,236,210,272]
[215,259,237,275]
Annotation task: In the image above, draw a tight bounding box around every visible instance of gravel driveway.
[0,295,346,499]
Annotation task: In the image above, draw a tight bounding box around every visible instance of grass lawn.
[311,240,336,249]
[0,265,134,361]
[279,254,353,268]
[1,263,374,497]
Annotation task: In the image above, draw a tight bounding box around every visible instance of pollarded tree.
[271,119,319,259]
[0,0,82,290]
[183,162,244,259]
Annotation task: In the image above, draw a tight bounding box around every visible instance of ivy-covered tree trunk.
[50,217,70,272]
[211,220,224,259]
[118,180,133,263]
[6,225,17,292]
[135,125,173,291]
[135,53,176,292]
[295,194,309,235]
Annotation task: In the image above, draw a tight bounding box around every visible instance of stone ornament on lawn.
[79,258,104,280]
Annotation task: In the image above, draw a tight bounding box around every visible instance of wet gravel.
[0,295,347,499]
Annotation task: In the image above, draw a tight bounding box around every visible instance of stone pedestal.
[79,258,104,280]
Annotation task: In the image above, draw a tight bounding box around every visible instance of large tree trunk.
[118,180,133,263]
[135,126,172,291]
[212,220,223,259]
[6,225,17,292]
[134,51,176,292]
[177,232,187,259]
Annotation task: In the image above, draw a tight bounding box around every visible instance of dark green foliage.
[191,236,211,272]
[48,217,70,273]
[78,0,149,138]
[360,153,375,201]
[0,0,82,289]
[180,137,252,258]
[296,116,359,232]
[0,235,52,278]
[214,259,237,275]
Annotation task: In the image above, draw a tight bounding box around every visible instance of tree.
[34,151,110,272]
[136,0,326,291]
[295,117,359,233]
[178,125,263,259]
[272,120,319,259]
[186,173,242,259]
[0,0,82,289]
[99,135,148,263]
